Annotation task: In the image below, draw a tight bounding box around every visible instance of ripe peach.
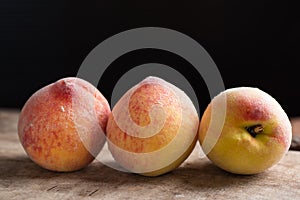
[106,76,199,176]
[18,77,110,172]
[198,87,292,174]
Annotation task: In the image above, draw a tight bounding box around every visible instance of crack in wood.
[88,189,99,196]
[46,185,58,191]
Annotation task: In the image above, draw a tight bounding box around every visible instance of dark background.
[0,1,299,117]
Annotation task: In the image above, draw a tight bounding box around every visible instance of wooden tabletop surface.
[1,109,300,200]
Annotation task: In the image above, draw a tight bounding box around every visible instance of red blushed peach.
[106,76,199,176]
[18,77,111,172]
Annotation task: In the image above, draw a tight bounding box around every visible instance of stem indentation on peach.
[246,124,263,138]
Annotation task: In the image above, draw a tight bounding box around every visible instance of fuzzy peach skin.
[198,87,292,175]
[18,77,111,172]
[106,76,199,176]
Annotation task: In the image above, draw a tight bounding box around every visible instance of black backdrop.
[1,1,299,117]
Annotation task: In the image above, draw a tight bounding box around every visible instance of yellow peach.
[199,87,292,174]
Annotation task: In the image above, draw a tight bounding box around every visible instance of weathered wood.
[291,117,300,150]
[1,109,300,200]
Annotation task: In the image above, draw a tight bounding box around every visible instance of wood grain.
[1,109,300,200]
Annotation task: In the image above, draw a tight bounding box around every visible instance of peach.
[106,76,199,176]
[18,77,110,172]
[198,87,292,174]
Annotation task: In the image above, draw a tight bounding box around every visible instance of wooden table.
[1,109,300,200]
